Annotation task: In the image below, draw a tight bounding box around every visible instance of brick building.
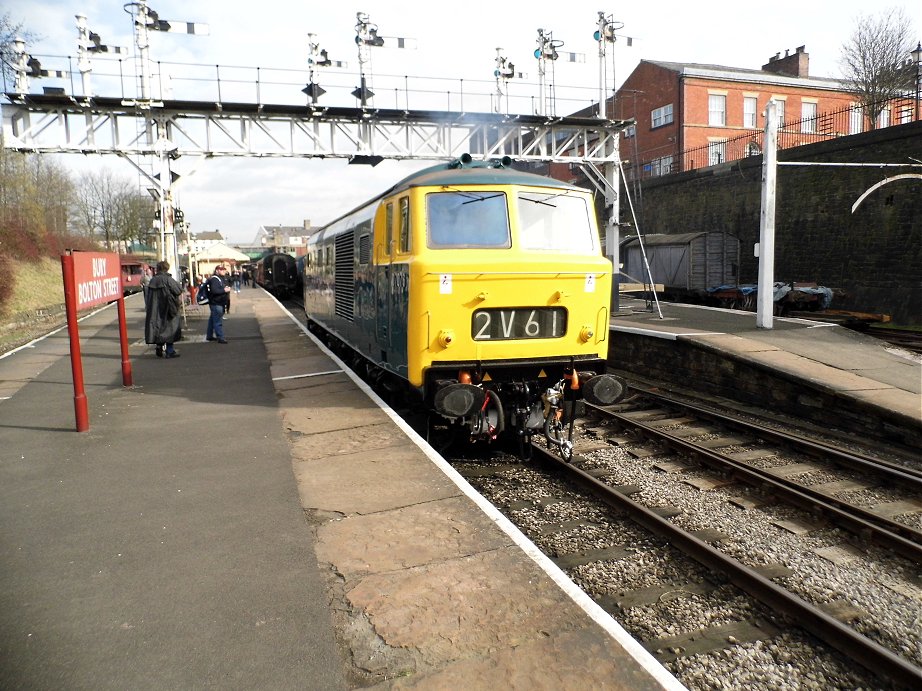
[610,47,873,179]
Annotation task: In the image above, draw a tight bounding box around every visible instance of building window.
[708,94,726,126]
[651,104,673,129]
[775,99,785,126]
[743,97,758,128]
[651,155,674,177]
[849,104,863,134]
[801,102,817,133]
[877,108,890,128]
[898,104,913,124]
[708,140,727,166]
[623,124,636,138]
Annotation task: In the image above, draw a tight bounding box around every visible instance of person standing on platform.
[140,265,152,309]
[144,260,182,358]
[205,265,231,344]
[232,268,241,294]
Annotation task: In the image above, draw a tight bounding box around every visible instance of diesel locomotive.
[303,155,626,452]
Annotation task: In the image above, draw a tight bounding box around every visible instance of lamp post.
[912,41,922,121]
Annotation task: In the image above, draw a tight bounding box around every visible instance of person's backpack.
[196,282,210,305]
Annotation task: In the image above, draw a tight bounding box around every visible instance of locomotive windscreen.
[426,192,511,248]
[517,192,597,253]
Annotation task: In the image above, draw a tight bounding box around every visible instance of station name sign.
[60,250,132,432]
[72,252,122,309]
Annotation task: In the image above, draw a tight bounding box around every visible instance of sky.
[4,0,920,244]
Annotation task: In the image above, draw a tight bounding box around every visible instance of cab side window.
[398,196,410,253]
[385,202,394,257]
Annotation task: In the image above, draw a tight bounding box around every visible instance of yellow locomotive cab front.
[405,183,612,389]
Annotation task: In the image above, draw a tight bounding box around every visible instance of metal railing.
[2,52,602,119]
[629,95,919,181]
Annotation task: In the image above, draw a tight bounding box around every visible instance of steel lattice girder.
[2,93,629,164]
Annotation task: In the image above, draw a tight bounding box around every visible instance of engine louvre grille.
[334,230,355,321]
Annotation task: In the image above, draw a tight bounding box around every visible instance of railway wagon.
[255,253,299,297]
[120,256,150,296]
[303,155,626,449]
[619,231,740,299]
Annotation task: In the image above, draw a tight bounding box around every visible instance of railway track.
[587,391,922,558]
[866,325,922,355]
[451,397,922,689]
[284,297,921,686]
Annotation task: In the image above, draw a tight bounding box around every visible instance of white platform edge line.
[613,325,724,340]
[269,294,686,691]
[272,370,344,381]
[0,301,116,361]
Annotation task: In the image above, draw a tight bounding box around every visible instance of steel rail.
[531,444,922,688]
[587,402,922,560]
[627,390,922,486]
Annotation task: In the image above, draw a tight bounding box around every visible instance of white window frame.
[849,104,863,134]
[877,108,890,128]
[743,97,758,128]
[651,104,673,129]
[775,99,785,126]
[651,155,674,177]
[707,139,727,166]
[801,101,817,133]
[708,94,726,126]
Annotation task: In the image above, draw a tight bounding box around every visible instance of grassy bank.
[1,257,65,316]
[0,258,67,354]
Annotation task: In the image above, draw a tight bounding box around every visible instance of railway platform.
[609,298,921,449]
[0,289,678,690]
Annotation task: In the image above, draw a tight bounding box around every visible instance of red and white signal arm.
[71,251,122,309]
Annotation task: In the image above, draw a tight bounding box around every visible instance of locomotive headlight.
[438,329,455,348]
[578,326,594,343]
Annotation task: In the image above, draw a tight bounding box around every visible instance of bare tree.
[839,7,916,128]
[113,189,156,252]
[0,150,74,252]
[72,169,135,250]
[31,156,74,237]
[0,12,40,90]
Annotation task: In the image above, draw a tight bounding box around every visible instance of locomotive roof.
[386,161,583,195]
[313,158,585,236]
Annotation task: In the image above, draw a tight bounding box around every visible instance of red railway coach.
[120,256,150,296]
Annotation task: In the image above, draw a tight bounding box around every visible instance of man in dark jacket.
[144,261,182,358]
[205,265,231,344]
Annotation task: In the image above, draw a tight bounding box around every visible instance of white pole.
[75,15,93,98]
[757,100,779,329]
[12,38,28,94]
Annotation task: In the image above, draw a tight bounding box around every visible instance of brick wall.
[627,120,922,325]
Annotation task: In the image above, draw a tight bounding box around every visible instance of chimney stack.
[762,45,809,78]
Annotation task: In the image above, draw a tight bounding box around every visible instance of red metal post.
[61,254,90,432]
[116,296,133,387]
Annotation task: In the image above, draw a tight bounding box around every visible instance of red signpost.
[61,251,134,432]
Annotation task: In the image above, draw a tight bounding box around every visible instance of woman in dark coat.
[144,260,183,358]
